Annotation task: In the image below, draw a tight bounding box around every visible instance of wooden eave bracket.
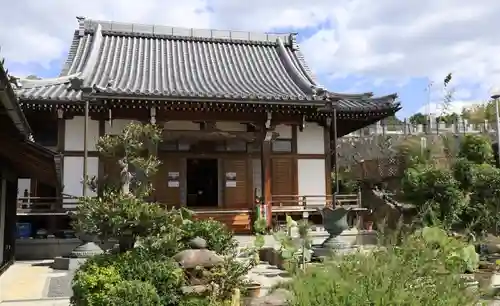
[263,111,279,141]
[265,110,272,129]
[264,130,274,141]
[299,115,305,131]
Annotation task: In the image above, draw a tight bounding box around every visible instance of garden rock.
[189,236,207,249]
[174,236,223,291]
[173,237,223,269]
[181,284,212,295]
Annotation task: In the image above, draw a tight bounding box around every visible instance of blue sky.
[2,0,498,120]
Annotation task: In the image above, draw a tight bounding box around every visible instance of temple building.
[13,17,400,235]
[0,60,60,272]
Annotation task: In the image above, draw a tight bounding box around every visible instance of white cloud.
[1,0,500,99]
[299,0,500,92]
[0,0,212,68]
[416,100,485,116]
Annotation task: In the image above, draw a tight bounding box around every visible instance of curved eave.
[19,93,401,117]
[328,92,374,99]
[0,62,32,137]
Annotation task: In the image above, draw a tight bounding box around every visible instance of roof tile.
[16,18,399,113]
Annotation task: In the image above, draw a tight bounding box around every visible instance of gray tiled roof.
[16,18,399,112]
[0,59,32,136]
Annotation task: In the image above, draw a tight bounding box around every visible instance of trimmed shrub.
[117,252,184,305]
[71,265,122,306]
[180,219,238,255]
[72,249,184,306]
[103,280,161,306]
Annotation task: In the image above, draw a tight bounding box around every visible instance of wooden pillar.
[97,119,105,195]
[291,125,298,195]
[324,117,332,196]
[261,139,272,228]
[56,109,65,206]
[29,179,37,200]
[260,111,273,228]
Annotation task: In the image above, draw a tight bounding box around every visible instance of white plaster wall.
[297,159,326,198]
[274,124,292,139]
[17,178,31,199]
[64,116,100,151]
[252,159,262,197]
[216,121,246,132]
[105,119,134,135]
[63,156,99,207]
[164,121,199,130]
[297,123,324,154]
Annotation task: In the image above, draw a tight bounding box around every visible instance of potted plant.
[489,259,500,289]
[273,216,311,273]
[244,282,261,298]
[365,220,374,231]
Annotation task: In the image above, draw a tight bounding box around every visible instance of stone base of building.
[15,239,116,260]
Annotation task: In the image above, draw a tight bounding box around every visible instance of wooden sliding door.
[154,154,183,207]
[223,157,250,209]
[271,157,295,205]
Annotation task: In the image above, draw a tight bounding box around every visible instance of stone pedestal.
[51,239,104,271]
[356,230,378,245]
[322,228,358,249]
[311,207,362,260]
[52,257,88,270]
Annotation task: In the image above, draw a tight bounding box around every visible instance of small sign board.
[225,172,237,187]
[168,181,180,187]
[225,181,237,187]
[168,172,179,179]
[168,172,180,188]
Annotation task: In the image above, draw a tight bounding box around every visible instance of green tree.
[402,164,464,227]
[436,113,459,124]
[72,122,167,252]
[462,101,495,123]
[458,134,494,164]
[400,75,500,234]
[402,133,500,235]
[408,112,427,125]
[382,115,403,131]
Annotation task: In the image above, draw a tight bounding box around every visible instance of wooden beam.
[162,130,263,142]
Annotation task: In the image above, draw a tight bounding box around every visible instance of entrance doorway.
[186,158,218,207]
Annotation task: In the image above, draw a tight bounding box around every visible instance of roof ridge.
[78,17,294,44]
[20,23,104,86]
[17,73,82,89]
[275,37,315,95]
